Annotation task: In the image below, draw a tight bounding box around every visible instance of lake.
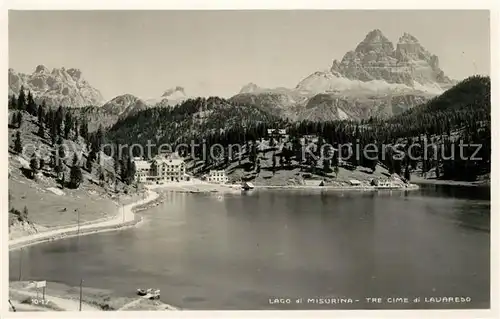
[9,184,491,310]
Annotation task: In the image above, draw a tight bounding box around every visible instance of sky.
[9,10,490,100]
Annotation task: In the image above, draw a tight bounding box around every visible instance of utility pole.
[18,248,23,281]
[79,278,83,311]
[75,209,80,235]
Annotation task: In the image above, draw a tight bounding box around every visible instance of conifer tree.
[69,153,83,188]
[39,158,45,171]
[16,112,23,128]
[9,94,17,109]
[13,131,22,154]
[79,118,89,142]
[86,157,93,173]
[37,123,45,139]
[56,106,64,137]
[37,104,45,124]
[17,86,26,110]
[30,155,39,178]
[27,91,37,115]
[64,112,74,139]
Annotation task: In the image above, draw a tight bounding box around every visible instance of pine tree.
[16,112,23,128]
[64,112,73,139]
[10,113,17,127]
[98,166,105,186]
[13,131,22,153]
[54,159,64,179]
[17,86,26,110]
[37,104,45,124]
[56,106,64,137]
[38,123,45,139]
[120,158,128,181]
[9,94,17,109]
[404,164,411,181]
[30,155,39,178]
[27,90,37,115]
[57,137,66,163]
[95,125,104,151]
[79,118,89,142]
[323,158,331,173]
[86,157,93,173]
[21,206,29,220]
[126,157,136,185]
[69,153,83,188]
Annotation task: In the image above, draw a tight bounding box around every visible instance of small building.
[134,160,152,183]
[267,128,287,136]
[349,179,361,186]
[207,170,228,184]
[242,182,255,190]
[304,180,325,187]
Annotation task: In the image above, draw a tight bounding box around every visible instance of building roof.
[134,161,151,170]
[153,157,185,166]
[304,180,323,186]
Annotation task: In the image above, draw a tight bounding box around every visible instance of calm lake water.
[10,185,490,310]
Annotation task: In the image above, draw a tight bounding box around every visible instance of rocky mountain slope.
[101,94,149,118]
[9,65,104,108]
[231,29,454,121]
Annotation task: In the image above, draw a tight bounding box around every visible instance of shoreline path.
[8,188,165,311]
[9,189,159,250]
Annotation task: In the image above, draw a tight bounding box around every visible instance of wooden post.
[43,286,46,301]
[18,248,23,281]
[79,278,83,311]
[8,299,16,312]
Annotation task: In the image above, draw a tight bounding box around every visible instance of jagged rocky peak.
[355,29,394,55]
[161,86,186,98]
[395,32,430,61]
[66,68,82,81]
[239,82,261,94]
[323,29,453,87]
[398,32,420,44]
[8,65,104,107]
[35,64,50,74]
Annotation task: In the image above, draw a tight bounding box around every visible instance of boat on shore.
[137,288,161,299]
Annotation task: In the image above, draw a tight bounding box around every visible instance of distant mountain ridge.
[9,65,104,108]
[231,29,456,121]
[144,86,191,108]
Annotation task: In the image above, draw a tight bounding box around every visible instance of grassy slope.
[8,111,144,239]
[189,137,393,186]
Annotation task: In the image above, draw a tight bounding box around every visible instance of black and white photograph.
[4,5,495,315]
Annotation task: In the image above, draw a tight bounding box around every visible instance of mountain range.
[9,29,458,123]
[9,65,104,108]
[231,29,455,121]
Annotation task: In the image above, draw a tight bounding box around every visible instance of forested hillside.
[106,96,285,152]
[100,76,490,183]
